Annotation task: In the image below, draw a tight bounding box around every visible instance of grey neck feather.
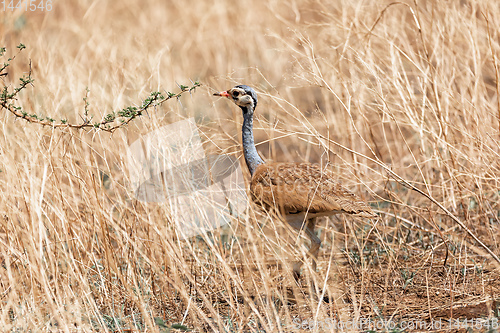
[241,106,264,175]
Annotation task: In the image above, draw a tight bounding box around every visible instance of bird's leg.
[292,261,303,281]
[305,217,320,272]
[304,218,321,296]
[287,215,321,280]
[285,214,307,280]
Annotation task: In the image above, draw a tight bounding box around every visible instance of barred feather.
[250,162,376,218]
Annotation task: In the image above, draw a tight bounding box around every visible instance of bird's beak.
[213,90,230,98]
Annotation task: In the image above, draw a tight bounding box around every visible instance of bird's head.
[213,85,258,114]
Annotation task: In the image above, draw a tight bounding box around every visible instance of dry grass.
[1,0,500,331]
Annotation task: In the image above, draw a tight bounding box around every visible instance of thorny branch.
[0,44,201,133]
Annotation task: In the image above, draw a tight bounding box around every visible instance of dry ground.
[1,0,500,332]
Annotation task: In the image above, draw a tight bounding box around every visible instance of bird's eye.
[232,91,240,98]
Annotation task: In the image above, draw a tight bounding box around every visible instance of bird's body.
[214,85,375,279]
[251,162,375,218]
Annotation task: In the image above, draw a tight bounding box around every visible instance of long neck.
[241,106,264,175]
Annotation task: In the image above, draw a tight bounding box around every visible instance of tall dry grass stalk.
[1,0,499,331]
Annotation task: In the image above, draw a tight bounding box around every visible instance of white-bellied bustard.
[214,85,376,280]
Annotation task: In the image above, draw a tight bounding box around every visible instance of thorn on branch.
[1,45,203,133]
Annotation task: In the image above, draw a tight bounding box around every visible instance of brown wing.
[250,162,376,218]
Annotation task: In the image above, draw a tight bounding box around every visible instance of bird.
[213,85,376,280]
